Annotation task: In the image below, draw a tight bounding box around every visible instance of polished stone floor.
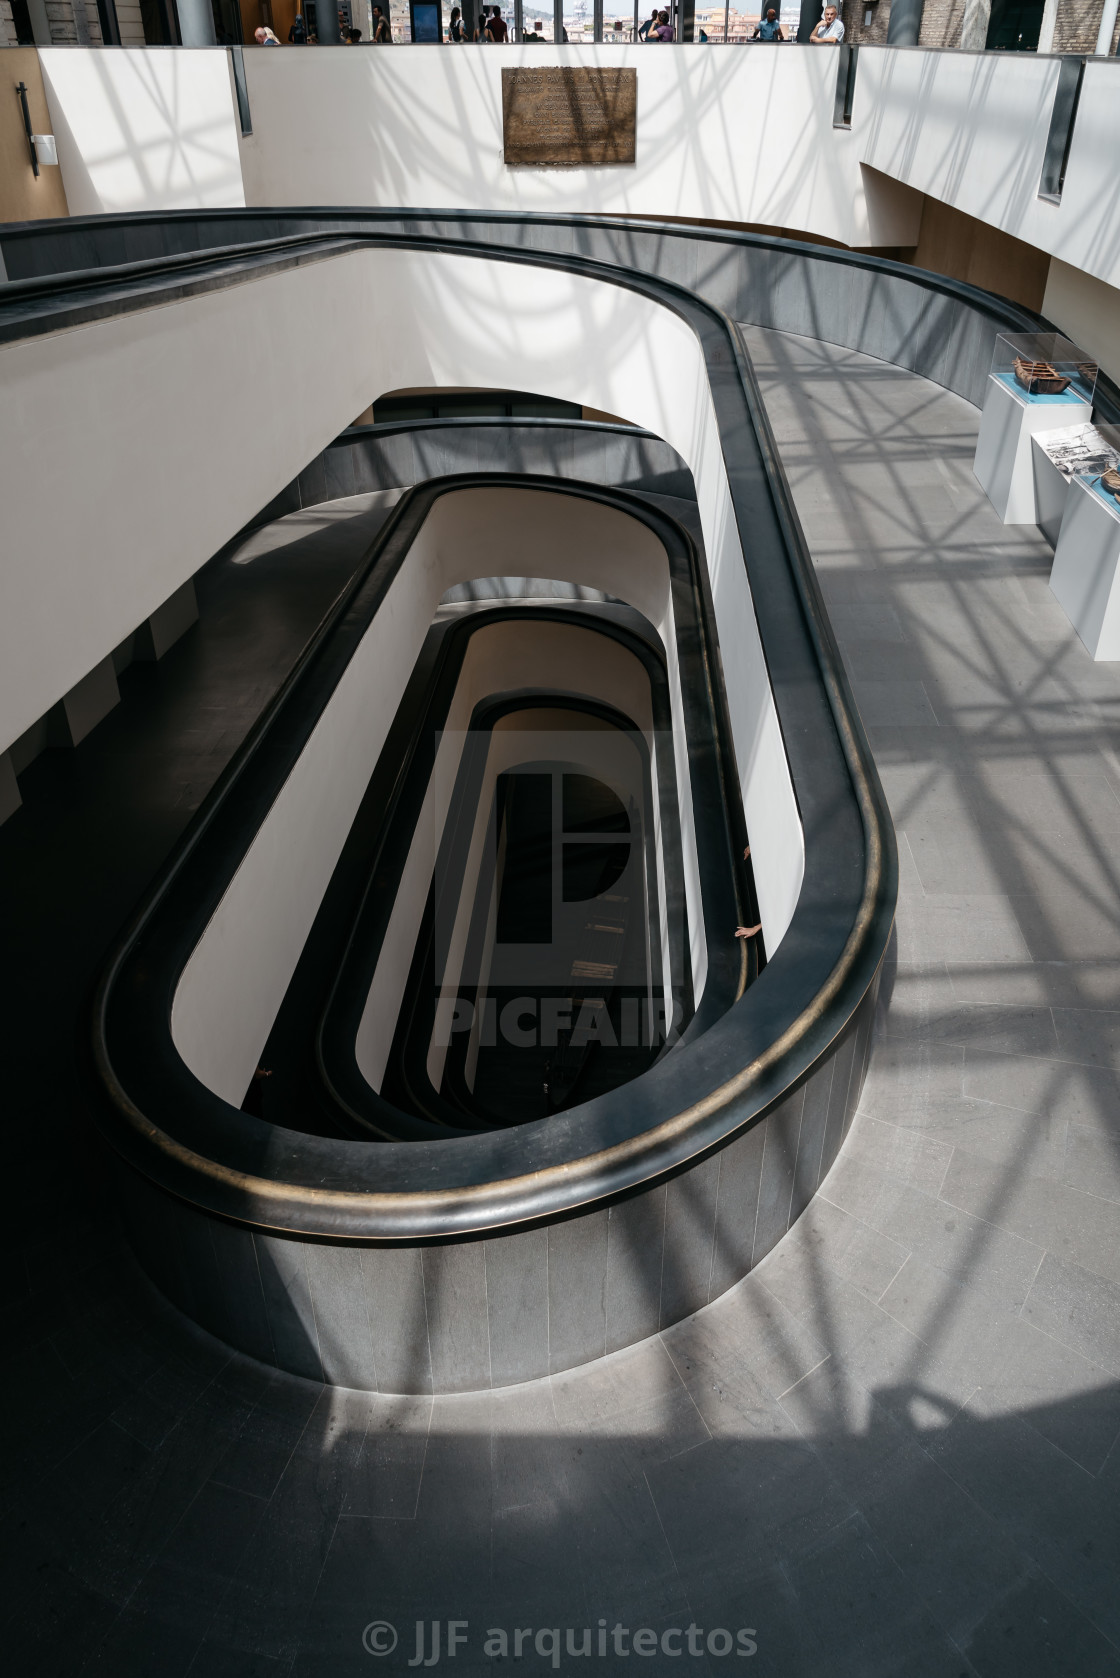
[5,341,1120,1678]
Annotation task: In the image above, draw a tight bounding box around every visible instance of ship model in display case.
[1013,357,1072,397]
[1101,465,1120,502]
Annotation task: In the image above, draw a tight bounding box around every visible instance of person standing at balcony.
[752,7,786,37]
[486,4,509,38]
[448,4,467,37]
[652,8,674,36]
[637,6,659,38]
[372,3,392,38]
[810,4,844,41]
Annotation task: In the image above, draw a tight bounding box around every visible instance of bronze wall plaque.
[502,67,636,167]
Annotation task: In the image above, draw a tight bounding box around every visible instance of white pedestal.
[1030,437,1074,548]
[974,375,1091,524]
[1050,478,1120,660]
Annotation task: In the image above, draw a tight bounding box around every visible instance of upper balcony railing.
[5,0,1118,53]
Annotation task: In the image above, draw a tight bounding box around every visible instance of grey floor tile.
[78,1607,203,1678]
[894,893,1031,965]
[852,678,940,728]
[822,1154,1045,1312]
[1009,887,1120,962]
[927,1406,1120,1651]
[341,1394,431,1521]
[786,1376,1029,1656]
[904,1099,1070,1189]
[647,1424,857,1588]
[967,1318,1120,1476]
[829,603,908,643]
[962,1043,1120,1127]
[753,1238,891,1357]
[928,1004,1060,1058]
[777,1190,911,1302]
[1052,1007,1120,1071]
[871,961,958,1041]
[661,1278,831,1416]
[841,1112,955,1197]
[960,1568,1120,1678]
[939,1144,1120,1290]
[1064,1123,1120,1205]
[781,1514,972,1678]
[857,1036,967,1123]
[948,958,1120,1009]
[1023,1251,1120,1376]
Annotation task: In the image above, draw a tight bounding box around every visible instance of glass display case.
[1072,421,1120,518]
[1032,421,1117,480]
[991,332,1098,408]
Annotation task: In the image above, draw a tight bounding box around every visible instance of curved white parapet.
[78,228,895,1387]
[3,247,804,995]
[170,488,723,1107]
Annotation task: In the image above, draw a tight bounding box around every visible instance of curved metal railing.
[46,220,900,1248]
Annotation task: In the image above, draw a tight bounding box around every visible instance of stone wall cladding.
[844,2,893,46]
[1054,0,1108,50]
[115,1,147,43]
[45,0,79,41]
[919,0,967,45]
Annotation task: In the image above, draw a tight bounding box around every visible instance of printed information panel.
[502,67,637,166]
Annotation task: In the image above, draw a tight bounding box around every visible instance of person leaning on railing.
[810,4,844,42]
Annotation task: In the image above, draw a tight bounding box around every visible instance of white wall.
[232,45,1120,291]
[0,251,374,760]
[235,44,894,248]
[857,52,1120,293]
[2,247,802,982]
[28,44,1120,290]
[40,47,245,214]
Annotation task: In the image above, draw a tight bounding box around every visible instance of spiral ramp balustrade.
[8,208,1120,1395]
[7,206,1120,1673]
[0,213,917,1392]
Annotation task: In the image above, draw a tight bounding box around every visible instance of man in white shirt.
[810,4,844,41]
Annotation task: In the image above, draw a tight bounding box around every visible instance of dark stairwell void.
[240,479,750,1149]
[385,725,670,1129]
[265,585,720,1145]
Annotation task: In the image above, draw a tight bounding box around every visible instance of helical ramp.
[10,211,1065,1392]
